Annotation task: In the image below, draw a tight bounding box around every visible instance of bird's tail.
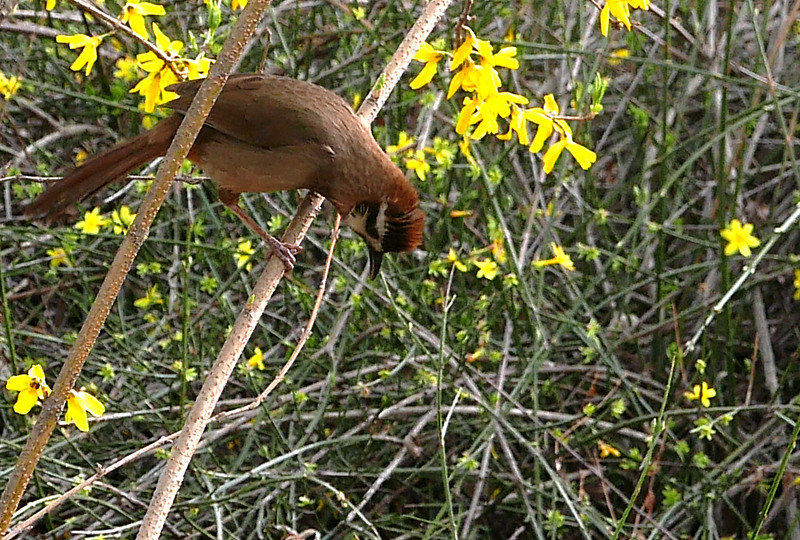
[25,115,182,218]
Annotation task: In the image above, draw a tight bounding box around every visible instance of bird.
[25,74,425,279]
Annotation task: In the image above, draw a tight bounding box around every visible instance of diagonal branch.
[135,1,454,538]
[0,0,262,534]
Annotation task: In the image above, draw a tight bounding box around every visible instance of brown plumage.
[26,74,425,278]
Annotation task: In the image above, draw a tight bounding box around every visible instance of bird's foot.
[265,235,303,272]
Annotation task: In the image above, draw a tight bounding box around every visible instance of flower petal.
[566,141,597,169]
[542,138,568,173]
[13,389,40,415]
[410,61,438,90]
[6,374,32,391]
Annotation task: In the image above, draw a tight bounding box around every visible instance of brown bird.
[25,74,425,278]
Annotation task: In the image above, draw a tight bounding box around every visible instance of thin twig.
[4,434,178,539]
[214,215,340,424]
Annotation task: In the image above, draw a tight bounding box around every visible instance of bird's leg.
[218,189,302,272]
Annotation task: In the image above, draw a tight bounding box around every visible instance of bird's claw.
[266,237,302,272]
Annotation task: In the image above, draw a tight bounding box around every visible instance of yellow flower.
[231,0,248,9]
[455,95,481,136]
[449,209,472,218]
[448,28,516,100]
[450,31,476,71]
[65,389,105,432]
[181,53,212,80]
[474,258,499,280]
[138,23,184,69]
[491,237,507,264]
[74,149,89,165]
[120,0,166,40]
[46,0,57,9]
[129,23,183,111]
[720,219,760,257]
[794,269,800,301]
[75,207,110,234]
[56,34,104,76]
[598,440,621,458]
[541,120,597,173]
[458,138,477,166]
[447,59,482,99]
[600,0,632,36]
[6,364,51,415]
[470,37,518,99]
[446,248,468,272]
[47,247,72,268]
[130,68,179,112]
[387,132,415,154]
[410,42,444,89]
[684,381,716,408]
[533,243,575,271]
[405,150,430,181]
[114,56,139,80]
[111,205,137,234]
[247,347,265,370]
[497,105,530,145]
[608,48,631,66]
[474,38,519,71]
[234,239,255,271]
[525,94,559,153]
[470,92,529,140]
[0,71,21,100]
[134,284,164,309]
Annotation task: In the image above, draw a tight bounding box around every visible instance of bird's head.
[342,199,425,279]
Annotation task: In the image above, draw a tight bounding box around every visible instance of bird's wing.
[166,75,356,150]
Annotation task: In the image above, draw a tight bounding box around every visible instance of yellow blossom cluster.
[684,381,716,408]
[247,347,265,370]
[53,0,212,113]
[6,365,104,432]
[130,23,212,112]
[428,247,505,282]
[600,0,651,37]
[73,206,137,235]
[46,247,72,268]
[411,28,596,174]
[387,132,455,181]
[134,284,164,309]
[44,205,135,272]
[0,70,20,100]
[234,239,256,271]
[598,440,621,458]
[430,219,574,282]
[430,236,510,283]
[533,243,576,272]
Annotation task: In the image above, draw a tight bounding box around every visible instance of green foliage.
[1,0,799,538]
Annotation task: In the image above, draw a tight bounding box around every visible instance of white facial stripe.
[343,209,382,251]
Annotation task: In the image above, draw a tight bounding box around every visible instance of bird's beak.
[368,249,384,280]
